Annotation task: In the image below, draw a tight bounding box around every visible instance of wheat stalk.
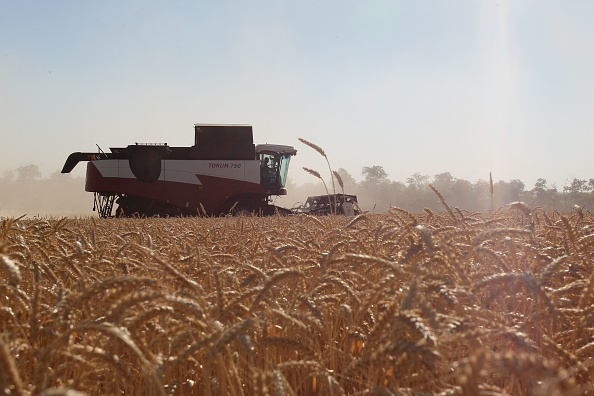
[299,138,337,214]
[302,167,332,211]
[0,337,24,396]
[489,171,494,211]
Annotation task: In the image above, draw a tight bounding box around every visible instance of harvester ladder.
[93,193,116,218]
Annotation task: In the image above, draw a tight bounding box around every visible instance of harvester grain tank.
[61,124,297,217]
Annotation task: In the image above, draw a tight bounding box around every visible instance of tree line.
[291,166,593,213]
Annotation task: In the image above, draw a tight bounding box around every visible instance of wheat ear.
[333,170,345,195]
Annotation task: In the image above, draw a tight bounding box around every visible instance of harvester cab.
[256,144,297,195]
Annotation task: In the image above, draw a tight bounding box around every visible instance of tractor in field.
[292,194,361,216]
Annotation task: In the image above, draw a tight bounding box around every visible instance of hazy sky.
[2,1,593,189]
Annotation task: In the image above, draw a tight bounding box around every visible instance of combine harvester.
[62,124,297,217]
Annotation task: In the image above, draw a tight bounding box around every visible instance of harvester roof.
[256,144,297,155]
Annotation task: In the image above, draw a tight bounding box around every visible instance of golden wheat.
[0,209,593,395]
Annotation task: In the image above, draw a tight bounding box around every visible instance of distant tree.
[433,172,454,187]
[432,172,454,201]
[362,166,388,182]
[358,166,392,211]
[406,172,430,190]
[451,178,474,210]
[534,178,548,191]
[508,179,525,202]
[530,178,563,209]
[493,179,525,207]
[563,178,588,196]
[563,178,590,209]
[16,164,42,180]
[1,169,15,181]
[404,173,432,211]
[473,179,492,211]
[531,178,548,206]
[382,180,406,209]
[546,184,561,209]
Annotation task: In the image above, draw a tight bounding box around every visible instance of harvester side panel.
[86,159,266,214]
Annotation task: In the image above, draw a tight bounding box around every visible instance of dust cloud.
[0,165,94,217]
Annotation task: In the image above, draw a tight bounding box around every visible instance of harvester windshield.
[278,153,292,188]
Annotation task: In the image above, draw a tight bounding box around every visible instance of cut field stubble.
[0,205,593,395]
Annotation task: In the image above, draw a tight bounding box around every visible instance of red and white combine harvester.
[62,124,297,217]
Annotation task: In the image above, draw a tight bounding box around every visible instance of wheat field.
[1,207,593,395]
